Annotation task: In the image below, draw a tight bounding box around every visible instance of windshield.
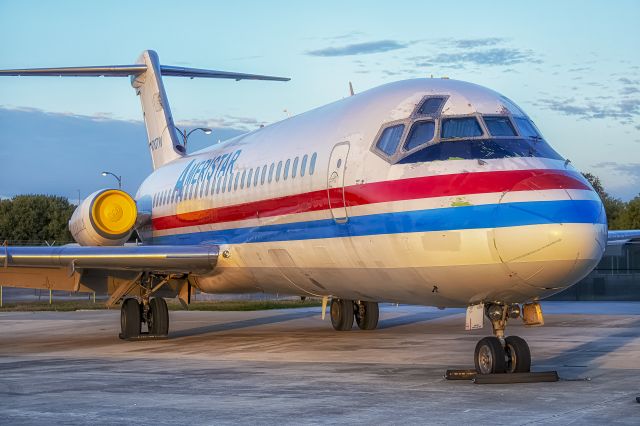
[397,138,563,164]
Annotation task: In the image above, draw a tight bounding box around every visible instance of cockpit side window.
[416,96,447,116]
[484,116,517,137]
[375,124,405,156]
[441,117,483,139]
[513,117,541,139]
[403,120,435,151]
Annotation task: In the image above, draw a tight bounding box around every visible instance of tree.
[0,195,76,244]
[582,172,627,229]
[618,196,640,229]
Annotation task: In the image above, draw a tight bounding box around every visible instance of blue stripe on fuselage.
[151,199,604,245]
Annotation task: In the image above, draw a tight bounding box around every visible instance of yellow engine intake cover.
[91,190,137,236]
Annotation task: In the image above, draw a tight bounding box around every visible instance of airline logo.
[174,149,242,193]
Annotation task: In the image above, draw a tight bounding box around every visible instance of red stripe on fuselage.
[152,169,590,231]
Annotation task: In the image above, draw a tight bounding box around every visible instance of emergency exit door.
[327,142,350,223]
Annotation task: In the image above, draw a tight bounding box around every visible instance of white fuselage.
[135,79,606,307]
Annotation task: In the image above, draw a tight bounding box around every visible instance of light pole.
[175,127,212,152]
[101,171,122,189]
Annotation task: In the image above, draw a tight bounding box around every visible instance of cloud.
[0,106,248,198]
[536,97,640,122]
[307,40,409,57]
[592,162,640,182]
[411,48,539,69]
[448,37,506,49]
[621,86,640,95]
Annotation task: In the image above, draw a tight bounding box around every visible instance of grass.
[0,298,322,312]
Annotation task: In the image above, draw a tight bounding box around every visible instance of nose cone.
[493,172,607,290]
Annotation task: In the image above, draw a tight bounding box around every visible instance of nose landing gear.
[473,303,532,374]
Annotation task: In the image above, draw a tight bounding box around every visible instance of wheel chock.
[445,369,558,384]
[118,332,168,341]
[473,371,558,384]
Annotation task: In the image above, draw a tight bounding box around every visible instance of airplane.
[1,50,635,375]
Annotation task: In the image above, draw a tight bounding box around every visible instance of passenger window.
[268,163,275,183]
[514,117,541,139]
[309,153,317,175]
[441,117,483,139]
[199,182,205,198]
[284,159,291,180]
[234,172,240,191]
[292,157,299,178]
[404,121,435,151]
[261,165,267,185]
[228,173,234,192]
[484,116,517,137]
[241,170,247,189]
[246,169,253,188]
[417,97,446,116]
[276,161,282,182]
[300,155,308,177]
[376,124,405,156]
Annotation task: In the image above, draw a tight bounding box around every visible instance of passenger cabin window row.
[151,152,318,208]
[372,95,561,164]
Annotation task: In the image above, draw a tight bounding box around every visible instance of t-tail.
[0,50,289,169]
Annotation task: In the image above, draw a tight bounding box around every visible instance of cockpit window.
[484,116,517,137]
[417,97,446,116]
[513,117,541,139]
[376,124,405,156]
[441,117,483,139]
[397,138,563,164]
[403,120,435,151]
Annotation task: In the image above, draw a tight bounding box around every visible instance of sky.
[0,0,639,201]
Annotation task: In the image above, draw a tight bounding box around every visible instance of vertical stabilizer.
[131,50,184,169]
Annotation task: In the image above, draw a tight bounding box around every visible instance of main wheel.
[149,297,169,336]
[330,298,354,331]
[505,336,531,373]
[474,337,506,374]
[355,301,379,330]
[120,298,141,339]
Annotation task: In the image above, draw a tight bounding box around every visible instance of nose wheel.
[473,303,531,374]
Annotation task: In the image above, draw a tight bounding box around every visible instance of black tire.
[149,297,169,336]
[355,301,379,330]
[505,336,531,373]
[474,336,506,374]
[330,298,354,331]
[120,298,141,339]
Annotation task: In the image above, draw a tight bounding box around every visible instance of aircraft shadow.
[170,310,319,339]
[378,310,463,329]
[539,318,640,368]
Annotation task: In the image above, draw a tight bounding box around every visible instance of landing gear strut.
[119,273,170,339]
[474,303,531,374]
[330,299,379,331]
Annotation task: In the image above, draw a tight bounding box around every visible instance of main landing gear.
[119,274,170,340]
[474,303,532,374]
[330,299,379,331]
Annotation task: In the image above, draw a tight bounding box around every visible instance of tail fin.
[0,50,289,169]
[131,50,183,168]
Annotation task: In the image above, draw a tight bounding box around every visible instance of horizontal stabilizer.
[0,64,290,81]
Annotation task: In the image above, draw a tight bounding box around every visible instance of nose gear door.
[327,142,350,224]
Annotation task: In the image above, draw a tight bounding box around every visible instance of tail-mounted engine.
[69,189,137,246]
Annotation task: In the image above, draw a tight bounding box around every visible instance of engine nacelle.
[69,189,138,246]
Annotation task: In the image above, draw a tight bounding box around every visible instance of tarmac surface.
[1,301,639,425]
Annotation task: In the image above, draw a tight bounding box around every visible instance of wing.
[0,244,218,305]
[607,230,640,243]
